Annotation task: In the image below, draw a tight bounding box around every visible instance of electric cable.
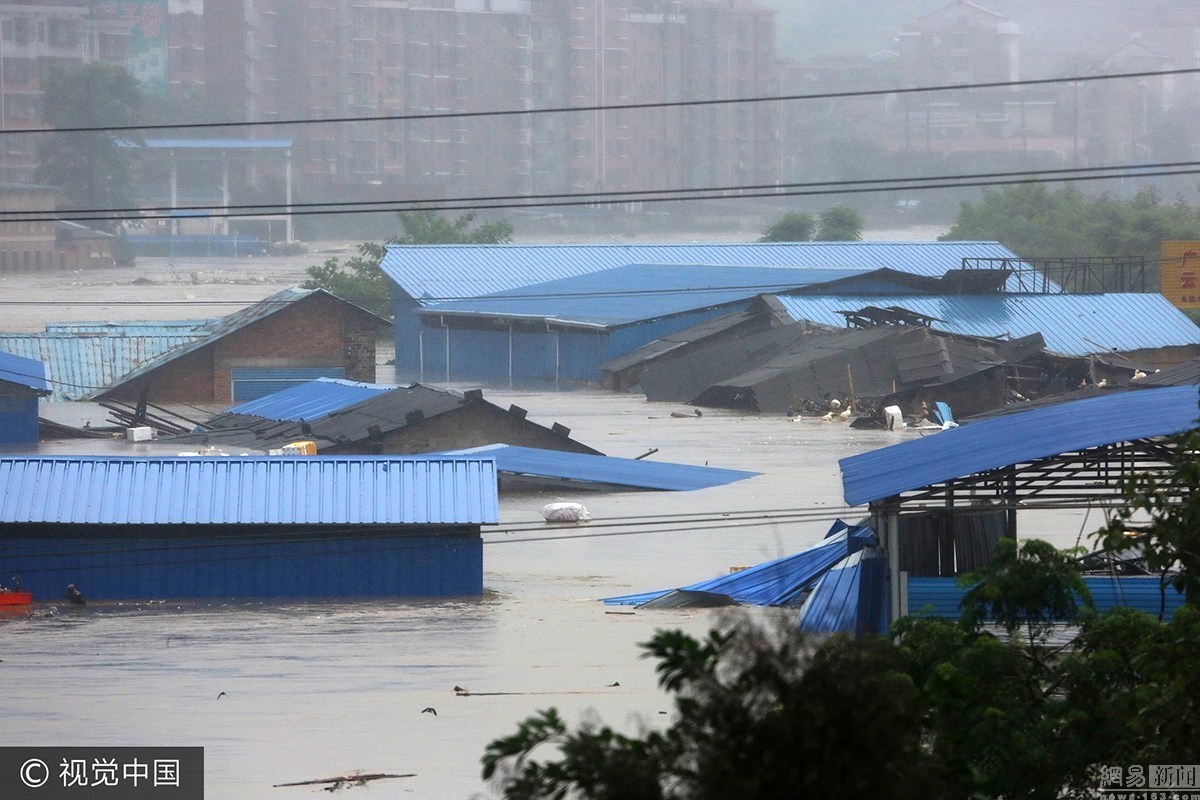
[2,67,1193,136]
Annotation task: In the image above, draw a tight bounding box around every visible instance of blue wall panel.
[394,297,424,379]
[908,575,1187,619]
[2,530,483,600]
[0,395,38,445]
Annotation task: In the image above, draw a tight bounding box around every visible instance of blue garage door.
[230,367,345,402]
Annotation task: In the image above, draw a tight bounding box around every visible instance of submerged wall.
[1,525,483,600]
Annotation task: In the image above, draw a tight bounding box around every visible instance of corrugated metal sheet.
[2,532,482,600]
[230,367,347,402]
[840,384,1200,506]
[601,309,758,373]
[44,321,208,335]
[416,264,870,326]
[225,378,396,421]
[796,548,889,635]
[439,444,757,491]
[907,575,1186,618]
[0,395,39,445]
[0,330,205,401]
[419,306,744,384]
[86,288,389,400]
[0,456,499,525]
[601,522,870,606]
[773,293,1200,356]
[381,241,1027,302]
[0,350,49,393]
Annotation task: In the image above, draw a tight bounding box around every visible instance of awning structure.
[437,443,758,492]
[840,383,1200,507]
[601,520,875,607]
[838,384,1200,624]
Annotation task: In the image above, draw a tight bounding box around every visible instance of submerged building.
[0,454,498,600]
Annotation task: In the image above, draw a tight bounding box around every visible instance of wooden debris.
[273,771,415,791]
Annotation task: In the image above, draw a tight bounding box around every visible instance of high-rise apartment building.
[1,0,783,207]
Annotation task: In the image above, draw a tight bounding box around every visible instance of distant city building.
[0,182,115,270]
[0,1,784,209]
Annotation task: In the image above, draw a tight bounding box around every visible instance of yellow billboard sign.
[1160,241,1200,309]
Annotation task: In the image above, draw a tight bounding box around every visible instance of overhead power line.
[1,67,1195,137]
[17,158,1200,222]
[0,161,1194,225]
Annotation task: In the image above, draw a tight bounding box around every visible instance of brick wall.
[100,294,384,403]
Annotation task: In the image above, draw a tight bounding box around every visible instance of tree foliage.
[1098,409,1200,606]
[302,210,512,316]
[759,206,863,242]
[36,62,143,230]
[485,533,1200,798]
[483,624,941,800]
[941,183,1200,259]
[757,212,815,242]
[815,205,864,241]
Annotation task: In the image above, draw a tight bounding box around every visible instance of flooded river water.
[1,389,1091,798]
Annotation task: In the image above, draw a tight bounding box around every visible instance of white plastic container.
[126,426,153,442]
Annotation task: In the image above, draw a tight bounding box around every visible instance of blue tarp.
[438,443,758,492]
[602,520,876,606]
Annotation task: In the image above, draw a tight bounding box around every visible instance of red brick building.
[90,288,390,404]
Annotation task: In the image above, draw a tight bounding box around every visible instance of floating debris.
[273,771,415,791]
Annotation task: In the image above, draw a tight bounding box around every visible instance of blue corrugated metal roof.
[87,288,389,399]
[0,328,206,401]
[0,351,49,394]
[840,384,1200,506]
[796,548,889,635]
[418,264,870,327]
[0,456,498,526]
[440,443,757,491]
[44,321,208,335]
[381,241,1027,302]
[225,378,397,421]
[773,293,1200,356]
[602,521,870,606]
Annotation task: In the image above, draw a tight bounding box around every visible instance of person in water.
[65,584,86,605]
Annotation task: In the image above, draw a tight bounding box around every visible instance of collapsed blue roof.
[381,241,1027,302]
[602,520,875,606]
[796,548,889,635]
[840,384,1200,506]
[773,293,1200,356]
[0,455,498,526]
[439,444,757,491]
[418,263,870,327]
[225,378,397,422]
[0,350,49,394]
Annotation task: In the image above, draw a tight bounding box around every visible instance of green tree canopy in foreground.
[484,402,1200,797]
[302,210,512,317]
[36,62,143,231]
[941,183,1200,259]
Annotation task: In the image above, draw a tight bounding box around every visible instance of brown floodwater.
[1,389,1092,798]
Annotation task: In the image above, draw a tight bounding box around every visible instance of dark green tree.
[483,622,942,800]
[35,62,143,230]
[757,211,816,242]
[302,210,512,317]
[1098,402,1200,606]
[814,205,864,241]
[941,183,1200,261]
